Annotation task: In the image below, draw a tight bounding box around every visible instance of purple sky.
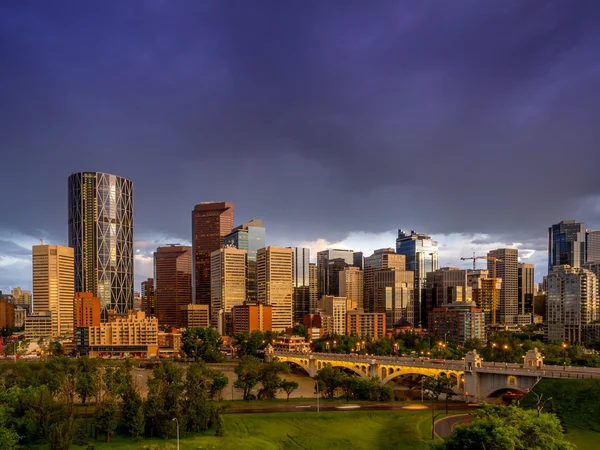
[1,1,600,292]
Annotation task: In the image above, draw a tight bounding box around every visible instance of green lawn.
[79,411,439,450]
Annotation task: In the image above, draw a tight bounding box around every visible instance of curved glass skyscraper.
[68,172,134,317]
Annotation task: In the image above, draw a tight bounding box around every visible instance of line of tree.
[314,363,393,401]
[233,356,298,401]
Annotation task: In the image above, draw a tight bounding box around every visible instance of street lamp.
[562,342,568,366]
[503,344,509,363]
[315,381,320,413]
[172,418,179,450]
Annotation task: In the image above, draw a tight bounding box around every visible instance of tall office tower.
[316,249,355,298]
[472,276,502,325]
[546,265,599,343]
[68,172,134,317]
[353,252,365,270]
[327,258,351,296]
[154,245,192,328]
[425,267,471,313]
[488,249,518,324]
[339,267,364,309]
[210,247,247,334]
[374,268,414,329]
[548,220,587,271]
[73,292,101,328]
[11,287,32,309]
[518,263,535,316]
[364,249,406,313]
[584,262,600,297]
[309,263,318,312]
[587,230,600,263]
[223,219,265,301]
[191,202,234,307]
[396,230,438,327]
[32,244,75,336]
[290,247,310,324]
[141,278,155,316]
[257,246,293,332]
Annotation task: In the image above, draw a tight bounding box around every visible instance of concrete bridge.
[267,348,600,402]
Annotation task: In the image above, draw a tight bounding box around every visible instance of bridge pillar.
[524,348,543,369]
[370,362,379,379]
[308,358,317,377]
[464,350,483,402]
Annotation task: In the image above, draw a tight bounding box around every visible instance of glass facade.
[290,247,310,323]
[68,172,134,319]
[548,220,586,271]
[587,230,600,264]
[316,249,355,298]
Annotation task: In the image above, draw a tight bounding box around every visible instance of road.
[434,414,473,439]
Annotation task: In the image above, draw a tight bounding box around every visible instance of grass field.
[77,410,442,450]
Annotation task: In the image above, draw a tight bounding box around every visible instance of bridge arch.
[484,386,527,399]
[323,361,368,378]
[381,368,464,387]
[272,356,311,376]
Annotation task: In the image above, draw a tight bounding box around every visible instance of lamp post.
[562,342,568,367]
[172,418,179,450]
[315,381,320,413]
[503,344,509,363]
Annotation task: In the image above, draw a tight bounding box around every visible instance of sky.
[1,1,600,293]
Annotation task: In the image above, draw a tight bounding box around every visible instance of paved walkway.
[434,414,473,439]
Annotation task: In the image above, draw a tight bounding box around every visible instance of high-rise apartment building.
[309,263,318,312]
[141,278,155,316]
[317,249,355,298]
[548,220,587,271]
[210,247,247,334]
[32,244,75,336]
[224,219,265,301]
[68,172,134,317]
[191,202,234,307]
[257,246,293,332]
[364,249,406,313]
[518,263,535,317]
[374,268,414,330]
[339,267,364,310]
[472,276,502,325]
[180,304,210,328]
[488,249,518,324]
[232,302,273,334]
[74,292,101,328]
[0,300,15,329]
[587,230,600,263]
[154,245,192,328]
[396,230,438,327]
[425,267,472,313]
[428,303,485,345]
[11,287,32,309]
[546,265,599,343]
[318,295,348,336]
[290,247,310,324]
[346,310,386,339]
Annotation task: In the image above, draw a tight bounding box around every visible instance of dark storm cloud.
[1,0,600,289]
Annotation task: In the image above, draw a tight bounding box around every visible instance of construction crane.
[461,254,503,325]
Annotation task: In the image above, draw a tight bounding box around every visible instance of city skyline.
[2,2,600,292]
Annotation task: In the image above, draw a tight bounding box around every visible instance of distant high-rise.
[154,245,192,327]
[548,220,586,271]
[353,252,365,270]
[141,278,155,316]
[488,249,518,324]
[73,292,101,328]
[396,230,438,326]
[425,267,471,314]
[191,202,234,308]
[587,230,600,263]
[224,219,265,301]
[309,263,318,312]
[374,268,414,329]
[290,247,310,324]
[32,244,74,336]
[68,172,134,317]
[316,249,355,298]
[339,267,364,310]
[210,247,247,334]
[257,246,293,332]
[364,249,406,313]
[11,287,32,309]
[518,263,535,317]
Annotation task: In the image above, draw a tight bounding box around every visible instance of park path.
[434,414,473,439]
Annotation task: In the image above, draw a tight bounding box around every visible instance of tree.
[75,357,99,405]
[434,404,574,450]
[180,327,224,362]
[340,375,357,402]
[314,364,344,398]
[291,325,309,340]
[258,361,290,399]
[144,361,184,438]
[114,361,145,440]
[95,400,118,443]
[235,330,266,358]
[234,356,263,400]
[48,341,64,357]
[280,380,299,402]
[0,405,19,450]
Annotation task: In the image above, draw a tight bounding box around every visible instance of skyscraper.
[518,263,535,317]
[224,219,265,301]
[32,244,74,336]
[339,267,364,310]
[425,267,471,313]
[290,247,310,324]
[374,268,414,329]
[154,245,192,327]
[548,220,587,271]
[488,248,518,324]
[364,249,406,313]
[210,247,247,334]
[11,287,32,310]
[141,278,155,316]
[395,230,438,327]
[257,246,293,332]
[192,202,234,307]
[316,249,355,298]
[68,172,134,317]
[309,263,318,312]
[587,230,600,263]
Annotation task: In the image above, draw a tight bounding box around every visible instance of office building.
[518,263,535,317]
[353,252,365,270]
[191,202,234,306]
[154,245,193,328]
[290,247,310,323]
[257,246,293,332]
[364,249,406,313]
[68,172,134,317]
[318,296,348,336]
[428,302,485,345]
[346,310,386,339]
[548,220,587,271]
[304,313,334,336]
[14,307,26,328]
[546,265,599,343]
[232,302,273,334]
[211,247,247,334]
[339,267,364,309]
[374,268,415,330]
[472,275,502,326]
[395,230,438,327]
[309,263,318,312]
[74,292,101,328]
[133,292,141,311]
[224,219,265,301]
[317,249,355,298]
[25,312,52,339]
[180,304,210,328]
[425,267,472,313]
[0,299,15,329]
[11,287,31,309]
[587,230,600,263]
[32,244,75,336]
[141,278,155,316]
[488,249,518,324]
